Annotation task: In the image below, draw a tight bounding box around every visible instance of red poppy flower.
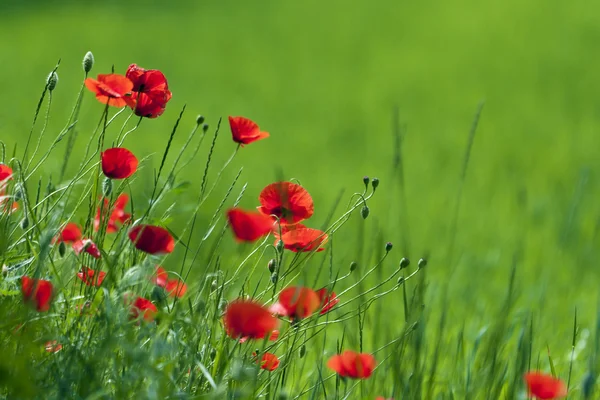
[279,227,328,252]
[165,279,187,298]
[21,276,53,312]
[101,148,138,180]
[327,350,376,379]
[524,372,567,399]
[229,116,270,146]
[276,286,321,320]
[239,329,279,344]
[44,340,62,353]
[375,397,393,400]
[0,164,12,190]
[129,296,158,322]
[252,352,280,371]
[77,267,106,287]
[84,74,134,107]
[258,182,313,224]
[316,288,339,314]
[72,239,101,259]
[227,208,275,242]
[55,222,82,244]
[151,266,168,287]
[125,64,172,118]
[223,299,278,340]
[128,224,175,255]
[94,194,131,233]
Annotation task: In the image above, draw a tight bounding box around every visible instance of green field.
[1,1,600,398]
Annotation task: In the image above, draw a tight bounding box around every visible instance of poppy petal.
[101,148,138,179]
[223,299,278,340]
[227,208,275,242]
[21,276,53,312]
[165,279,187,298]
[278,286,321,319]
[258,182,314,224]
[128,225,175,255]
[229,116,269,146]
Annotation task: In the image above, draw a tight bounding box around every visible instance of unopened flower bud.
[196,115,205,125]
[83,51,94,73]
[268,259,277,273]
[362,176,369,189]
[349,261,358,272]
[211,280,218,291]
[46,71,58,91]
[58,241,67,258]
[371,177,380,191]
[385,242,393,252]
[14,187,22,201]
[20,217,29,230]
[102,177,112,197]
[202,123,209,133]
[397,276,405,285]
[276,240,284,253]
[418,258,427,269]
[271,272,278,284]
[400,257,410,269]
[361,205,369,219]
[299,344,306,358]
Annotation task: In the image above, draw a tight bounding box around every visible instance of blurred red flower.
[229,116,269,146]
[128,224,175,255]
[239,329,279,344]
[258,182,314,224]
[129,296,158,322]
[94,194,131,233]
[253,352,280,371]
[279,227,327,252]
[44,340,62,353]
[84,74,134,107]
[0,164,12,187]
[151,266,169,287]
[165,279,187,298]
[77,267,106,287]
[327,350,376,379]
[72,238,101,259]
[21,276,53,312]
[524,372,567,399]
[55,222,83,244]
[316,288,339,314]
[275,286,321,320]
[126,64,172,118]
[227,208,275,242]
[223,299,278,340]
[101,148,138,180]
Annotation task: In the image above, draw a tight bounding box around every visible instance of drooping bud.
[418,258,427,269]
[371,177,380,191]
[276,240,284,253]
[400,257,410,269]
[349,261,358,272]
[271,272,278,284]
[361,205,370,219]
[362,176,369,189]
[268,259,277,273]
[20,217,29,230]
[397,276,405,285]
[47,71,58,91]
[196,115,205,125]
[102,177,112,197]
[83,51,94,74]
[385,242,393,252]
[58,241,67,258]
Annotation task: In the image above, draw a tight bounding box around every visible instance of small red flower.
[253,352,280,371]
[227,208,275,242]
[129,296,158,322]
[524,372,567,399]
[279,227,328,252]
[44,340,62,353]
[55,222,82,244]
[72,239,101,259]
[101,148,138,180]
[276,286,321,320]
[84,74,134,107]
[223,299,278,340]
[229,116,270,146]
[77,267,106,287]
[165,279,187,298]
[258,182,314,224]
[21,276,53,312]
[126,64,172,118]
[327,350,376,379]
[151,266,169,287]
[94,194,131,233]
[128,224,175,255]
[316,288,339,314]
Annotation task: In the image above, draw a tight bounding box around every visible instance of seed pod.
[83,51,94,73]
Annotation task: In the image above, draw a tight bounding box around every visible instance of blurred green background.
[2,0,600,371]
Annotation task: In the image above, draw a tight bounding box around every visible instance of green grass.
[1,0,600,398]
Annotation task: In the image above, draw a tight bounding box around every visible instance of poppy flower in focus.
[54,222,82,244]
[275,286,321,320]
[239,329,279,344]
[253,352,280,371]
[258,182,314,224]
[524,372,567,399]
[44,340,62,353]
[21,276,53,312]
[129,296,158,322]
[227,208,275,242]
[77,267,106,287]
[84,74,134,107]
[72,239,101,259]
[279,227,328,252]
[165,279,187,298]
[327,350,376,379]
[101,148,138,180]
[94,194,131,233]
[229,116,270,146]
[128,224,175,255]
[125,64,172,118]
[316,288,339,314]
[223,299,278,340]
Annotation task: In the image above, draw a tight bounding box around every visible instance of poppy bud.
[14,187,22,201]
[397,276,405,285]
[202,123,209,133]
[271,272,278,284]
[371,177,379,190]
[299,344,306,358]
[362,176,369,189]
[276,240,284,253]
[58,241,67,258]
[268,259,277,273]
[418,258,427,269]
[385,242,393,252]
[151,285,167,303]
[102,177,112,197]
[400,257,410,269]
[83,51,94,73]
[210,348,217,360]
[278,391,289,400]
[361,205,369,219]
[20,217,29,230]
[350,261,358,272]
[211,280,218,291]
[1,264,8,277]
[196,115,205,125]
[46,71,58,91]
